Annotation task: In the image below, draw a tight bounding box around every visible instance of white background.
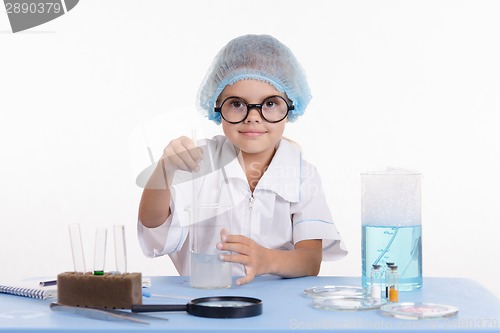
[1,0,499,298]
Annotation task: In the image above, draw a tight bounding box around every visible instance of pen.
[142,291,191,300]
[39,280,57,287]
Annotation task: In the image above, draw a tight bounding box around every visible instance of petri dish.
[312,295,387,311]
[304,285,366,299]
[379,302,459,320]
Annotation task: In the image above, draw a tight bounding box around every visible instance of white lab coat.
[138,136,348,276]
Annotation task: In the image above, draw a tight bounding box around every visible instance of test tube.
[113,225,127,274]
[93,227,107,275]
[68,224,86,273]
[191,129,198,210]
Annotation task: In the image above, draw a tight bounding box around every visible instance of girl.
[138,34,347,286]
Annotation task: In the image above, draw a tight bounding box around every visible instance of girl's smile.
[239,129,267,138]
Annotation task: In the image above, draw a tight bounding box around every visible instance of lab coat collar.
[257,139,301,202]
[223,138,301,203]
[218,141,246,187]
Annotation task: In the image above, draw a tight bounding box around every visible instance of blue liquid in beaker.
[362,224,422,291]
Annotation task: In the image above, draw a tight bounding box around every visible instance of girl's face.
[218,79,288,160]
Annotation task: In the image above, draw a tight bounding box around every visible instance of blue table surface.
[0,276,499,332]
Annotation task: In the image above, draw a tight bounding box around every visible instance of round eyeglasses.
[214,95,294,124]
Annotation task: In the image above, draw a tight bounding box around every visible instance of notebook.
[0,281,57,300]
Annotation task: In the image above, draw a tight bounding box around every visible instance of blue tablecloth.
[1,276,499,332]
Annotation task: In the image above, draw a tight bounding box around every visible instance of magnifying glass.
[131,296,262,318]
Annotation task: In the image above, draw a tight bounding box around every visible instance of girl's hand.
[139,136,202,228]
[161,136,203,175]
[217,232,272,286]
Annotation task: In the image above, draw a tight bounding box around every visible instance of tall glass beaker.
[188,203,232,289]
[361,169,422,291]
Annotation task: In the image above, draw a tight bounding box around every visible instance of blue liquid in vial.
[362,224,422,291]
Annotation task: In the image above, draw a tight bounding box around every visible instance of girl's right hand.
[140,135,202,226]
[161,136,203,175]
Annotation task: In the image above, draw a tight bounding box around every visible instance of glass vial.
[370,264,382,299]
[384,262,394,298]
[388,265,399,302]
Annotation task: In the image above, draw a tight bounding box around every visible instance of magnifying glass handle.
[131,304,187,313]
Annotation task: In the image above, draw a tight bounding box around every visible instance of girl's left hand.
[216,233,271,286]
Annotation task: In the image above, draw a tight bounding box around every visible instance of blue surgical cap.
[197,34,312,124]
